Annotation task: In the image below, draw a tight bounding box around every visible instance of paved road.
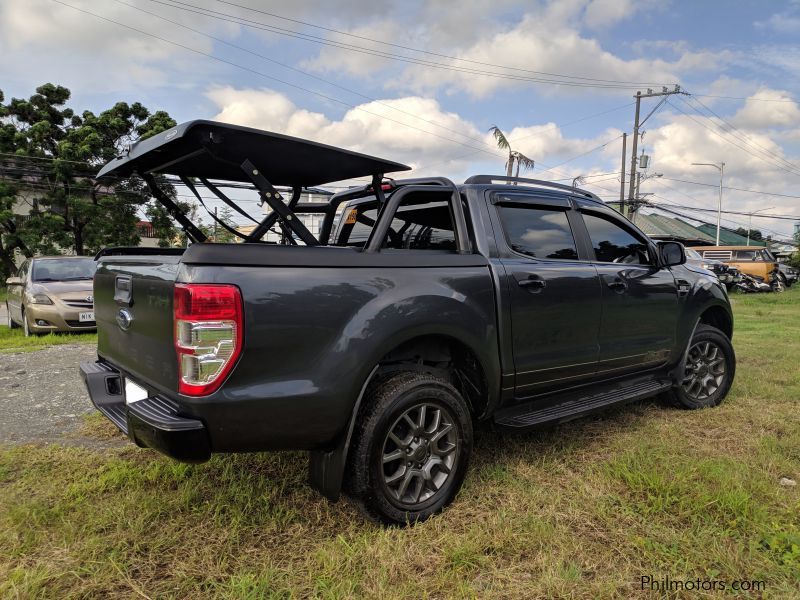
[0,343,100,443]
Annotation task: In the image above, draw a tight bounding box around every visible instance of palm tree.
[489,125,535,182]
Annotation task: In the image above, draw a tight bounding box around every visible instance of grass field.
[0,326,97,353]
[1,289,799,598]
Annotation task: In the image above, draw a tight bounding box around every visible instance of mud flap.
[308,365,379,502]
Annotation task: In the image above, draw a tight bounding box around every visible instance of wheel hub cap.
[681,340,726,400]
[381,402,459,506]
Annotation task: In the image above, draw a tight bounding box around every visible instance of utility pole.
[691,162,725,246]
[627,86,684,218]
[619,132,627,213]
[627,93,642,218]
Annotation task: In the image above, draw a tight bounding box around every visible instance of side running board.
[495,379,672,429]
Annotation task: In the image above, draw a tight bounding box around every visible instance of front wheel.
[346,371,473,525]
[665,324,736,409]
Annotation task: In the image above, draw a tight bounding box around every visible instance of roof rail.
[463,175,603,201]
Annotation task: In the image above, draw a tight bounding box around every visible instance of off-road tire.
[345,371,473,525]
[664,324,736,409]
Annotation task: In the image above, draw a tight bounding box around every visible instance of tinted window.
[497,206,578,260]
[334,197,456,251]
[582,213,650,264]
[734,249,761,261]
[32,258,96,282]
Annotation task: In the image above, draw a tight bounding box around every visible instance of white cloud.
[755,1,800,34]
[396,12,725,98]
[0,0,239,93]
[206,86,496,177]
[732,89,800,129]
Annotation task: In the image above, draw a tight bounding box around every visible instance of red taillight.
[174,284,243,396]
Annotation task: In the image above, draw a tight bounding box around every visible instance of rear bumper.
[80,360,211,463]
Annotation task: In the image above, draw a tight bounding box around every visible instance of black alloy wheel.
[346,371,473,525]
[665,324,736,409]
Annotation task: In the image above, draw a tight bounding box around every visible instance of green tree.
[212,206,239,243]
[489,125,535,179]
[0,83,179,277]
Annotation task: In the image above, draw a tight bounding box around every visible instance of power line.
[660,176,800,200]
[646,199,794,241]
[535,135,622,176]
[113,0,509,151]
[416,102,634,173]
[51,0,506,160]
[667,97,800,178]
[647,203,799,221]
[149,0,670,89]
[685,93,800,174]
[690,93,798,104]
[210,0,673,87]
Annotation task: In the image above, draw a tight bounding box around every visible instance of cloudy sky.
[2,0,799,239]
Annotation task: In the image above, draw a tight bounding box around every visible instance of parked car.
[689,245,781,291]
[684,248,741,290]
[5,256,96,335]
[81,121,736,524]
[776,262,798,288]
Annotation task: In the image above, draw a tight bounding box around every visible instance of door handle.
[518,277,546,290]
[607,279,627,292]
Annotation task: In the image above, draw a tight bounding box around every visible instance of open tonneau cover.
[97,120,411,245]
[98,120,409,186]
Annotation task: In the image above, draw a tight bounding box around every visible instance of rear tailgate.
[95,254,182,393]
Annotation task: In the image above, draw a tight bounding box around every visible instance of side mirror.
[659,241,686,267]
[5,276,22,286]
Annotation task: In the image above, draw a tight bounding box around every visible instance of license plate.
[79,311,95,322]
[125,378,149,404]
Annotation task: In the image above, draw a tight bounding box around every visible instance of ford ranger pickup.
[81,120,736,524]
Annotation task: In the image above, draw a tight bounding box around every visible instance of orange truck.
[689,246,779,287]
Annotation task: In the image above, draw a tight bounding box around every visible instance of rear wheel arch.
[371,333,493,419]
[308,333,494,504]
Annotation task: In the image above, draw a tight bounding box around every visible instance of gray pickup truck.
[81,121,735,524]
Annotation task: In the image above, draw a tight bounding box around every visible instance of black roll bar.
[141,173,208,243]
[364,185,462,253]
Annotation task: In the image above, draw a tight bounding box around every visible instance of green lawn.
[0,325,96,353]
[1,289,799,598]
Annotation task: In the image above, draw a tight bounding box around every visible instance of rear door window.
[734,250,761,261]
[495,205,578,260]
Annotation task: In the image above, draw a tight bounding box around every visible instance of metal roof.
[630,212,715,242]
[694,223,767,247]
[97,120,411,187]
